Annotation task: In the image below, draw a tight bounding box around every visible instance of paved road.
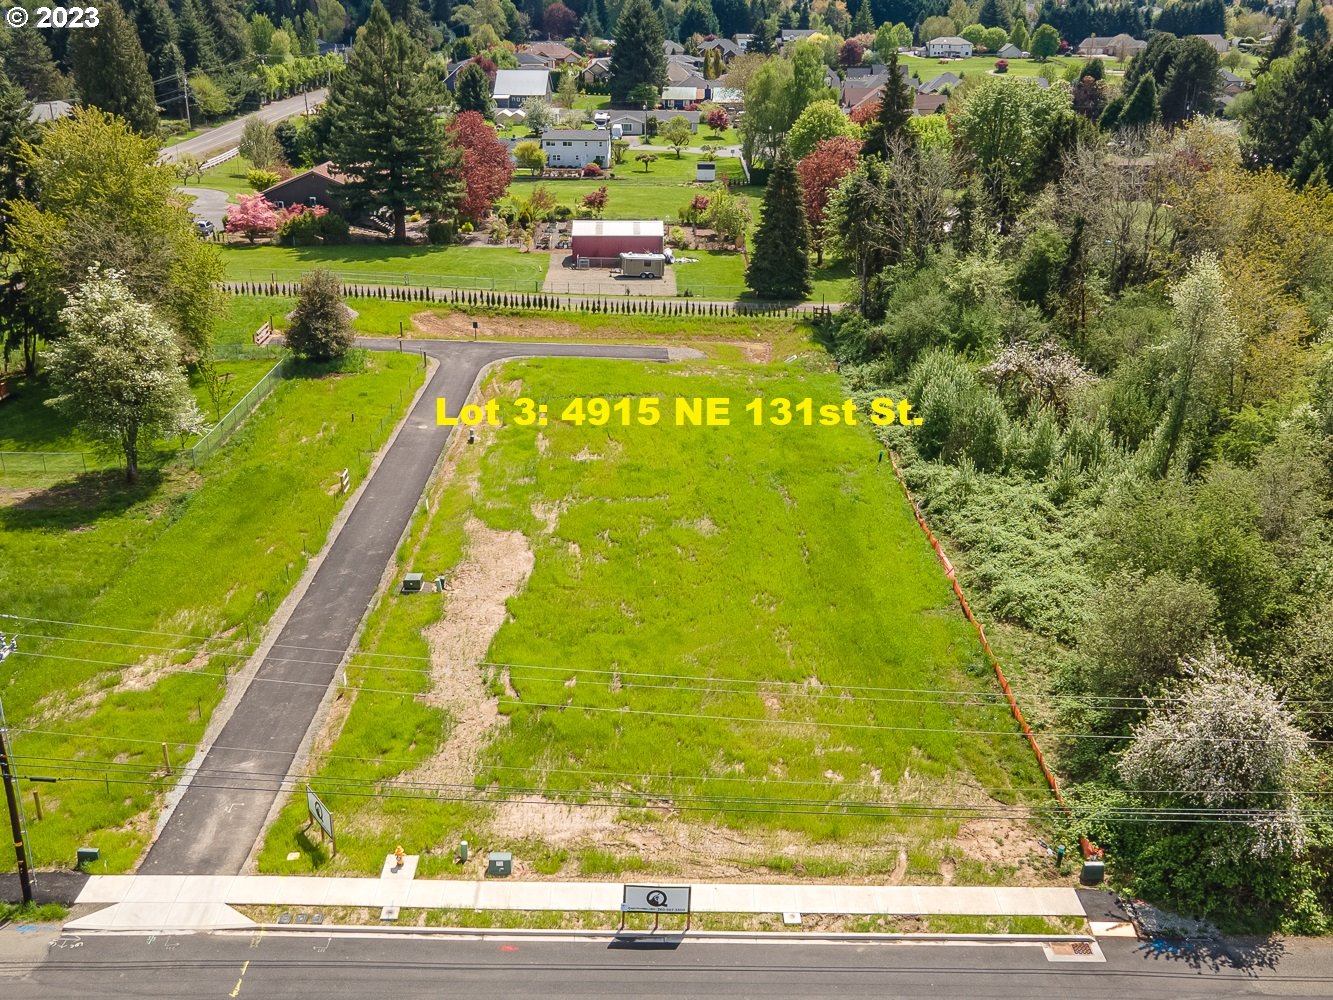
[138,340,669,874]
[159,90,328,164]
[3,930,1331,999]
[180,186,230,226]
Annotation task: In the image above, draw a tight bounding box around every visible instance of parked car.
[195,219,215,237]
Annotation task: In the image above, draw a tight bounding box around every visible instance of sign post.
[620,883,691,933]
[305,786,336,857]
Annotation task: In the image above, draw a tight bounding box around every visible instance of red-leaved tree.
[582,186,608,217]
[797,136,861,265]
[543,2,577,39]
[849,99,879,126]
[225,194,279,243]
[447,111,515,224]
[839,38,865,69]
[705,108,729,132]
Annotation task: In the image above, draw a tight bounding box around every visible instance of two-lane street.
[2,928,1331,999]
[159,90,328,163]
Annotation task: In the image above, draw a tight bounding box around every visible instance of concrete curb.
[248,923,1098,945]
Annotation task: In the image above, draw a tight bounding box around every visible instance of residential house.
[914,92,948,114]
[261,161,348,212]
[1192,33,1233,53]
[917,72,961,94]
[699,37,742,60]
[523,41,581,64]
[664,39,685,55]
[609,110,700,135]
[541,128,612,168]
[1219,68,1245,96]
[926,36,974,58]
[582,57,612,86]
[780,28,818,45]
[516,51,555,69]
[668,60,705,86]
[660,85,702,109]
[733,33,754,52]
[1076,33,1148,58]
[443,59,470,92]
[492,69,552,108]
[996,42,1026,59]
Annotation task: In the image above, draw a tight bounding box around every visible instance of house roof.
[780,29,817,41]
[918,72,961,93]
[664,39,685,54]
[611,110,701,124]
[843,83,885,109]
[1077,33,1146,49]
[542,128,611,141]
[661,86,700,101]
[914,93,948,114]
[700,38,741,56]
[523,41,578,60]
[928,36,972,45]
[516,52,553,67]
[492,69,551,98]
[571,219,665,237]
[262,161,348,199]
[28,99,73,123]
[668,62,702,85]
[996,43,1024,57]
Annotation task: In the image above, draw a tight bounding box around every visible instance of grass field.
[193,155,259,201]
[257,358,1045,878]
[676,249,853,303]
[0,351,424,872]
[900,54,1085,83]
[219,244,551,289]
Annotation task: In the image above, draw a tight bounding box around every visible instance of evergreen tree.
[714,0,751,36]
[176,0,220,70]
[746,150,811,300]
[324,1,458,240]
[69,2,159,135]
[861,51,914,158]
[852,0,874,35]
[1117,74,1159,129]
[751,16,776,53]
[455,61,495,117]
[977,0,1011,29]
[609,0,666,103]
[1256,19,1295,76]
[579,7,603,37]
[1301,5,1330,46]
[201,0,253,64]
[679,0,719,38]
[287,269,354,360]
[0,28,69,101]
[122,0,184,102]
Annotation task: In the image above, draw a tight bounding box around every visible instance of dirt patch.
[413,311,603,342]
[955,817,1050,867]
[408,518,535,786]
[29,643,219,727]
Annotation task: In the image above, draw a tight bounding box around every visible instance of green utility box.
[1080,860,1106,885]
[401,573,424,594]
[76,846,99,868]
[487,851,512,877]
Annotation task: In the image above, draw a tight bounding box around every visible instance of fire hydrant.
[394,844,405,869]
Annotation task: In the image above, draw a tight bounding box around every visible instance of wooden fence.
[221,281,832,321]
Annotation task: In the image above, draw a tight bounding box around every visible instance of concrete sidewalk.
[66,873,1088,933]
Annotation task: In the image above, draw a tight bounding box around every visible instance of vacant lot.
[0,351,423,871]
[219,243,551,289]
[259,356,1045,881]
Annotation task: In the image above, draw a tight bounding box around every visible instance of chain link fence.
[186,357,288,468]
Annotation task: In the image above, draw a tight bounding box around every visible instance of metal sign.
[622,884,691,915]
[306,786,333,840]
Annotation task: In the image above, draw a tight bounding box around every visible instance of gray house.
[492,69,552,108]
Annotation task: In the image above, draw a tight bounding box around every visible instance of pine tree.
[176,0,220,71]
[122,0,183,95]
[1,27,69,101]
[455,61,494,118]
[1116,75,1159,129]
[1256,19,1294,76]
[852,0,874,35]
[324,1,458,241]
[745,150,811,300]
[977,0,1012,29]
[68,2,159,135]
[861,51,914,158]
[1301,5,1330,46]
[609,0,666,104]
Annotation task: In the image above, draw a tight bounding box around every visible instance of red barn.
[570,220,664,266]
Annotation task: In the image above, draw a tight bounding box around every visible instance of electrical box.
[1080,860,1106,886]
[401,573,424,594]
[487,851,512,877]
[76,846,99,867]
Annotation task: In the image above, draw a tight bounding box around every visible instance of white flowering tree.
[1117,644,1312,860]
[45,270,203,483]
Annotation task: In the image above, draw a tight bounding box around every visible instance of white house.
[492,69,552,109]
[926,36,974,58]
[996,42,1026,59]
[541,128,612,168]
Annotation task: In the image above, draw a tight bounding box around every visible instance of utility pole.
[178,68,192,130]
[0,633,33,905]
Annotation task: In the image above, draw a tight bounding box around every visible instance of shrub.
[995,59,1009,73]
[426,219,455,244]
[247,168,280,191]
[286,268,352,361]
[582,162,604,177]
[275,204,335,245]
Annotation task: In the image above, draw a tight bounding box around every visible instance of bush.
[994,59,1009,73]
[582,162,604,177]
[286,269,352,361]
[275,205,346,245]
[426,219,456,244]
[247,168,280,191]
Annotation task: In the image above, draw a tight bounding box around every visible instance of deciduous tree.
[797,135,860,265]
[447,111,514,223]
[661,116,693,156]
[788,98,856,159]
[515,138,545,173]
[224,194,280,242]
[45,270,202,482]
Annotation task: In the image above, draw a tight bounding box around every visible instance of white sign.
[306,786,333,840]
[622,884,691,915]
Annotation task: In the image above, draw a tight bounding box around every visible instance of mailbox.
[487,851,512,877]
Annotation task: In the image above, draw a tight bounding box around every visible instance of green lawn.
[900,54,1083,83]
[675,249,853,302]
[257,359,1044,877]
[193,154,258,201]
[0,351,424,872]
[219,244,551,289]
